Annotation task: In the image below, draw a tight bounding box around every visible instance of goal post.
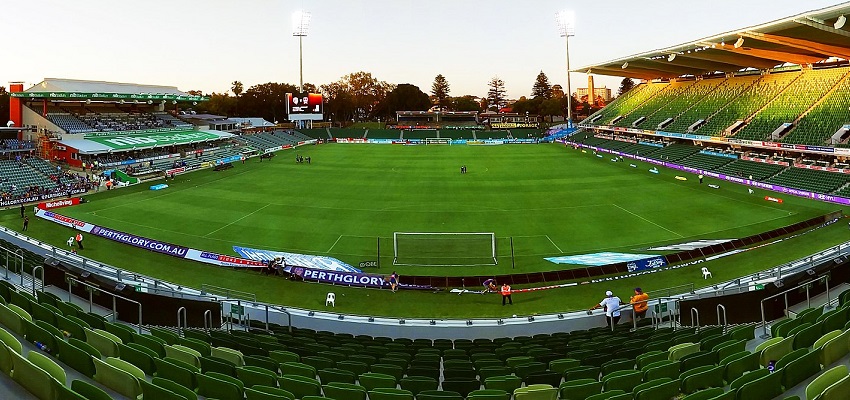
[392,232,497,266]
[425,138,451,145]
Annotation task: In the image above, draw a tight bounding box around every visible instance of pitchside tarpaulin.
[233,246,361,273]
[290,266,434,290]
[545,252,662,266]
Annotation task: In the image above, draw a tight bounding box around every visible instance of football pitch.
[4,143,848,317]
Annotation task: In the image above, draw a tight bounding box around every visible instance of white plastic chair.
[325,293,335,307]
[701,267,712,279]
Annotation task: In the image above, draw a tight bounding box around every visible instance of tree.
[239,82,297,122]
[453,95,481,112]
[383,84,431,115]
[323,72,393,120]
[618,78,635,97]
[231,81,244,115]
[486,76,506,112]
[431,74,450,110]
[231,81,244,98]
[531,71,552,99]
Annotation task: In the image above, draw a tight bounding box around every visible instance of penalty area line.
[612,203,684,238]
[327,235,344,253]
[545,235,564,253]
[204,203,272,237]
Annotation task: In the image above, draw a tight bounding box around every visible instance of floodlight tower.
[555,10,575,126]
[292,10,312,92]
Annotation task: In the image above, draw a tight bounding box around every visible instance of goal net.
[393,232,497,266]
[425,138,451,145]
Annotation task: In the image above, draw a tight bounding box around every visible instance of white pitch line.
[204,203,272,237]
[545,235,564,253]
[327,235,344,253]
[613,203,684,238]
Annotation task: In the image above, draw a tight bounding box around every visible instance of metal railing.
[759,275,829,338]
[690,308,700,330]
[177,307,187,329]
[200,284,257,303]
[30,265,44,297]
[717,304,727,331]
[67,277,144,333]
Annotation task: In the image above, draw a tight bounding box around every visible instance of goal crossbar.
[392,232,497,266]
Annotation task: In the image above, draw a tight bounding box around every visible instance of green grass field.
[1,143,847,318]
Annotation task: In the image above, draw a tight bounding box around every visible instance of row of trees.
[191,71,601,123]
[0,76,637,127]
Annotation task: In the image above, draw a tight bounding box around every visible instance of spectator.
[590,290,622,328]
[630,288,649,321]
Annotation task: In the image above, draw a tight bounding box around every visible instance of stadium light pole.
[556,10,575,126]
[292,10,312,92]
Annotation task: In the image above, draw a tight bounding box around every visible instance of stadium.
[1,2,850,400]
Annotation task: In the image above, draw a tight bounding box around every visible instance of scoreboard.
[286,93,324,121]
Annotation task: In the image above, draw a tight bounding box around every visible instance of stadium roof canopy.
[573,2,850,80]
[12,78,208,102]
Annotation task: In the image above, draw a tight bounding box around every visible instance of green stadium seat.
[514,385,558,400]
[198,372,246,400]
[358,372,396,391]
[558,378,602,400]
[641,359,680,381]
[735,368,782,400]
[680,365,724,394]
[154,357,199,391]
[92,356,143,399]
[369,388,415,400]
[246,385,295,400]
[239,365,280,388]
[323,382,368,400]
[399,375,438,395]
[778,349,821,389]
[280,374,323,399]
[601,369,642,393]
[71,380,114,400]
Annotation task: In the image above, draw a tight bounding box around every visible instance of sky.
[1,0,844,99]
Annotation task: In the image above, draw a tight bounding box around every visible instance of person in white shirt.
[589,290,623,328]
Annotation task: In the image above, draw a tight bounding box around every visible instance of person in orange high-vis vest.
[630,287,649,320]
[501,283,512,306]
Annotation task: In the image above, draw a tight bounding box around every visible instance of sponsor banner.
[90,226,189,257]
[490,122,539,129]
[699,150,737,159]
[0,188,87,208]
[35,209,96,232]
[741,156,789,166]
[468,140,504,146]
[504,139,538,144]
[334,138,368,144]
[291,266,434,290]
[85,130,225,150]
[806,145,834,153]
[626,257,668,272]
[166,167,186,176]
[35,210,268,269]
[567,141,850,206]
[639,141,664,148]
[215,155,243,165]
[794,163,850,175]
[12,91,208,102]
[264,146,283,154]
[233,246,361,272]
[37,197,81,210]
[185,250,267,268]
